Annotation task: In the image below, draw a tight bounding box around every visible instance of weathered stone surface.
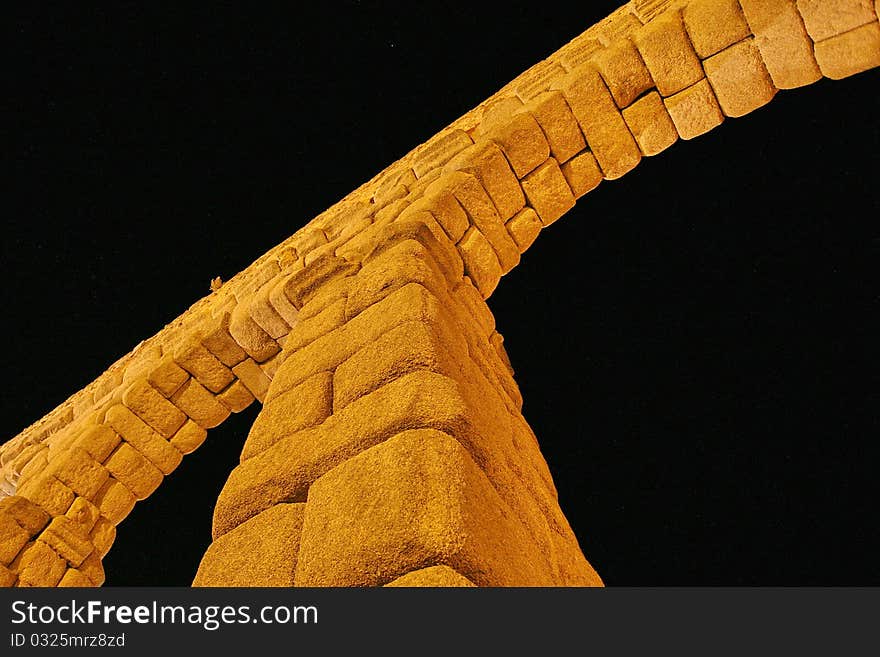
[17,473,75,517]
[410,177,471,242]
[294,429,553,586]
[458,227,502,299]
[683,0,752,58]
[103,444,163,501]
[65,496,100,532]
[0,512,29,565]
[0,497,49,538]
[92,478,136,525]
[229,303,281,363]
[481,109,550,178]
[105,405,182,475]
[73,425,120,463]
[505,207,543,252]
[553,63,641,180]
[622,90,678,156]
[58,568,95,587]
[39,516,94,567]
[12,541,66,587]
[739,0,822,89]
[0,564,16,587]
[522,91,586,163]
[814,21,880,79]
[217,380,255,413]
[147,357,190,398]
[170,379,230,429]
[201,311,248,367]
[213,370,477,537]
[704,39,777,117]
[520,158,576,226]
[592,38,654,108]
[633,10,704,96]
[46,447,109,500]
[194,503,305,586]
[89,517,116,558]
[231,358,271,403]
[122,378,187,438]
[283,298,346,352]
[663,78,725,139]
[281,254,359,309]
[169,420,207,455]
[560,150,604,198]
[385,565,477,587]
[248,280,291,339]
[240,372,333,460]
[173,339,235,394]
[796,0,876,42]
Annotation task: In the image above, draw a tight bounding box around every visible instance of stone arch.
[1,0,878,587]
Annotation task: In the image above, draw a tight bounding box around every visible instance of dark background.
[3,3,877,585]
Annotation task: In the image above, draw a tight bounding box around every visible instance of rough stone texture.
[814,22,880,80]
[193,503,305,586]
[217,380,255,413]
[103,444,163,501]
[520,158,576,226]
[633,10,705,96]
[523,91,587,163]
[481,109,550,178]
[560,151,604,198]
[458,227,502,298]
[663,78,725,139]
[170,378,230,429]
[505,207,543,252]
[443,141,525,221]
[385,565,477,587]
[173,339,235,394]
[92,479,136,525]
[704,38,778,118]
[147,357,190,398]
[622,91,679,155]
[796,0,876,42]
[122,378,187,438]
[683,0,751,58]
[105,405,182,475]
[294,429,557,587]
[169,420,207,455]
[553,63,642,179]
[739,0,822,89]
[39,516,93,568]
[592,38,655,107]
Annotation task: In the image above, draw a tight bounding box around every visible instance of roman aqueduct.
[1,0,877,587]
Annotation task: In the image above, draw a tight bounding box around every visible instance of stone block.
[193,503,305,586]
[103,444,163,501]
[560,150,603,198]
[169,420,208,455]
[592,39,654,107]
[294,429,552,586]
[217,380,255,413]
[46,447,109,501]
[39,516,93,567]
[200,311,248,367]
[89,517,115,558]
[0,496,50,536]
[411,129,473,178]
[229,303,280,363]
[814,21,880,79]
[170,378,230,429]
[481,110,550,178]
[796,0,876,42]
[213,370,476,537]
[552,64,641,179]
[683,0,752,58]
[443,140,525,221]
[240,372,333,460]
[122,378,187,438]
[231,358,271,403]
[0,564,16,587]
[65,496,100,533]
[522,91,586,163]
[248,281,291,339]
[505,207,543,252]
[0,513,29,564]
[633,11,704,96]
[739,0,822,89]
[704,38,777,118]
[281,254,359,310]
[17,473,75,517]
[622,90,679,156]
[147,356,190,398]
[663,78,724,139]
[458,227,502,299]
[520,157,576,226]
[408,181,470,242]
[92,478,136,525]
[172,339,235,394]
[12,541,66,587]
[105,405,182,475]
[58,568,95,587]
[385,565,477,587]
[283,298,346,352]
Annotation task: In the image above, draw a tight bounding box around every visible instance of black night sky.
[3,2,878,585]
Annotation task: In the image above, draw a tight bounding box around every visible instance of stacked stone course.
[1,0,877,587]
